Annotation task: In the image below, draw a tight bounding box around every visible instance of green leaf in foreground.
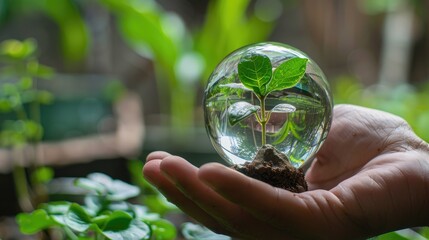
[65,203,92,232]
[102,211,151,240]
[237,53,272,96]
[227,101,260,126]
[146,219,176,240]
[267,57,308,94]
[41,201,71,225]
[16,209,57,234]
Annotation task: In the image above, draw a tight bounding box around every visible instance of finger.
[160,158,293,240]
[146,151,171,162]
[142,156,234,236]
[199,163,343,238]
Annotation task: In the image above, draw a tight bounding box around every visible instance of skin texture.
[143,104,429,240]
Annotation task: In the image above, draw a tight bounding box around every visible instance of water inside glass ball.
[204,42,333,169]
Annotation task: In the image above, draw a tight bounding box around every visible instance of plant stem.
[259,95,267,146]
[13,166,33,211]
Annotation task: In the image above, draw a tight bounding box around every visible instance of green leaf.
[31,166,54,184]
[102,211,151,240]
[237,53,272,96]
[227,101,260,126]
[65,203,92,232]
[133,205,161,221]
[145,219,176,240]
[267,58,308,94]
[0,39,36,59]
[16,209,57,234]
[74,177,107,195]
[143,194,178,216]
[181,222,230,240]
[91,214,110,227]
[87,173,140,201]
[19,77,33,90]
[271,103,296,113]
[41,201,71,226]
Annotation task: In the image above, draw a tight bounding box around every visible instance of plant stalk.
[259,95,267,146]
[12,164,33,212]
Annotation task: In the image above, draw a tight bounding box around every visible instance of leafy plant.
[128,160,233,240]
[225,53,308,146]
[16,172,177,240]
[0,38,54,211]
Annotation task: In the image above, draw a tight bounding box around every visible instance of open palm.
[143,104,429,239]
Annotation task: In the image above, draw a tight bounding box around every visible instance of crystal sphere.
[203,42,333,170]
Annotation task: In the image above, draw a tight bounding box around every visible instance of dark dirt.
[232,145,308,193]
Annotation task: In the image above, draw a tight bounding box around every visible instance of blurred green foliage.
[98,0,277,130]
[0,39,53,146]
[17,173,178,240]
[0,38,55,212]
[372,228,429,240]
[0,0,89,63]
[333,76,429,142]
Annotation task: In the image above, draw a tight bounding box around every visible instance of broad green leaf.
[42,201,71,215]
[41,201,71,225]
[108,201,135,217]
[146,219,176,240]
[143,194,178,216]
[106,179,140,201]
[65,203,92,232]
[91,214,110,227]
[84,195,103,216]
[271,104,296,113]
[267,58,308,94]
[16,209,57,234]
[237,53,272,96]
[102,211,151,240]
[181,222,230,240]
[74,177,107,195]
[133,205,161,221]
[86,173,140,201]
[227,101,260,126]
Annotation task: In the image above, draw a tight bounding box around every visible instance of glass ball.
[203,42,333,170]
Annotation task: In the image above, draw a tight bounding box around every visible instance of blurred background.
[1,0,429,238]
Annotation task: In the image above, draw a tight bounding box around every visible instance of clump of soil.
[232,145,308,193]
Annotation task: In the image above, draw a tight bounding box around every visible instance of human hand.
[143,104,429,239]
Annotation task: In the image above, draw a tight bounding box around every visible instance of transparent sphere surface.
[204,42,333,169]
